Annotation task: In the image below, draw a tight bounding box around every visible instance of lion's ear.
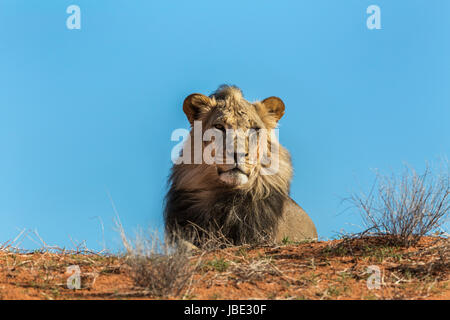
[261,96,285,122]
[183,93,213,124]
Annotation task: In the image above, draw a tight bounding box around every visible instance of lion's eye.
[214,124,225,131]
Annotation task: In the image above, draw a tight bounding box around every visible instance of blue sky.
[0,1,449,251]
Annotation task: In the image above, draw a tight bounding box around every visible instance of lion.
[164,85,317,246]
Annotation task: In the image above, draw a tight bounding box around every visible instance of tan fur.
[165,85,317,245]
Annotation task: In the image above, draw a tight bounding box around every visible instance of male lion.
[165,85,317,246]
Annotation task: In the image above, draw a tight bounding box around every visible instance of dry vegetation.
[347,164,449,246]
[0,234,448,300]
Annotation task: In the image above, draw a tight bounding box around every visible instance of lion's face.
[182,86,285,188]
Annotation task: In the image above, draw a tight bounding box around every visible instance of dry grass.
[0,235,448,300]
[166,221,275,252]
[128,250,193,297]
[115,219,202,298]
[229,258,281,283]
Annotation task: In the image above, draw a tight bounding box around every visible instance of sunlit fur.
[165,85,294,245]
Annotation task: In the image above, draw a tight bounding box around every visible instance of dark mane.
[164,179,287,245]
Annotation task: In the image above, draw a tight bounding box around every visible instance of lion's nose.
[234,152,248,164]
